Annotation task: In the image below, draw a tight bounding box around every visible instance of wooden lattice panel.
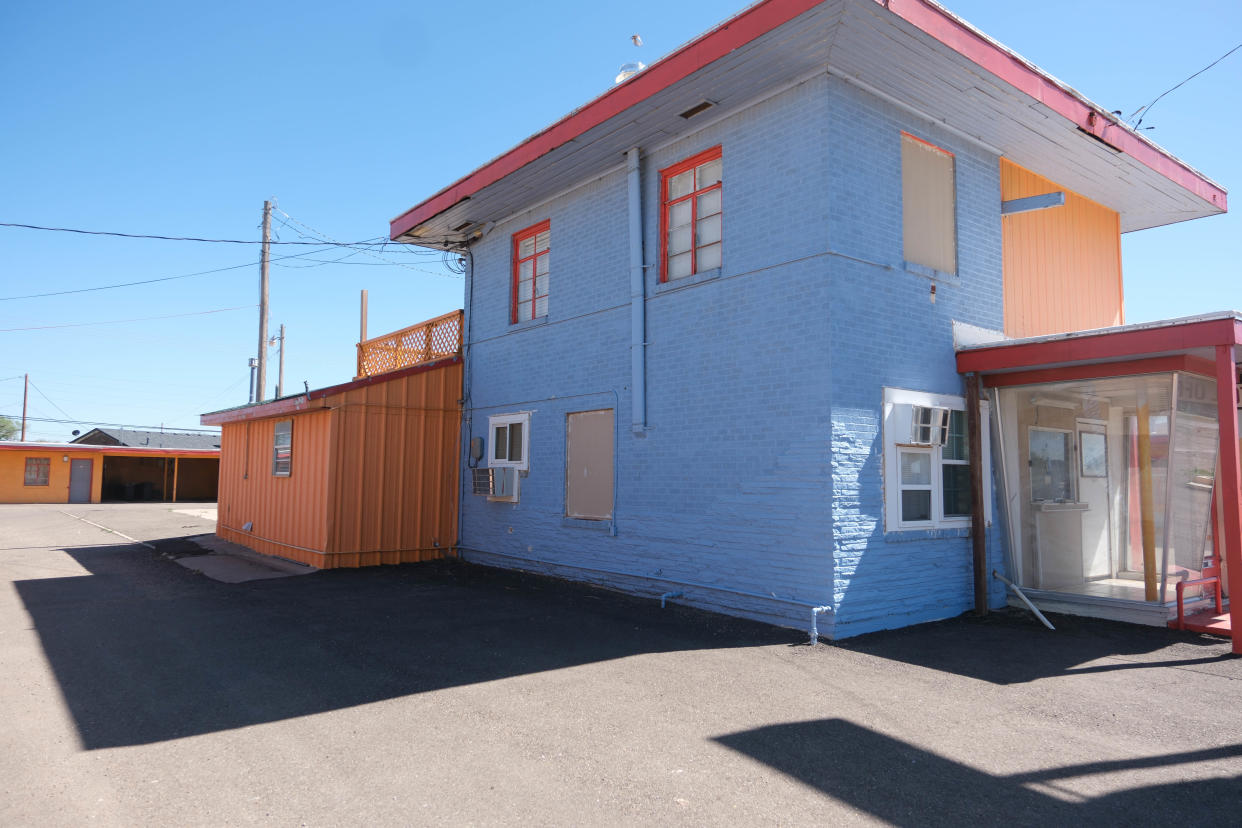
[356,309,462,378]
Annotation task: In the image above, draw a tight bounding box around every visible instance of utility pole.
[248,358,259,403]
[20,373,28,441]
[273,323,286,399]
[256,200,272,402]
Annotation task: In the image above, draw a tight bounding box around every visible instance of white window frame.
[488,412,531,471]
[883,387,991,532]
[272,420,292,478]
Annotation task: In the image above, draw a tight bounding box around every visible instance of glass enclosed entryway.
[993,372,1219,608]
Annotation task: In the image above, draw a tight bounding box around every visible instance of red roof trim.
[389,0,824,239]
[956,318,1242,375]
[391,0,1225,241]
[0,443,218,457]
[201,355,462,426]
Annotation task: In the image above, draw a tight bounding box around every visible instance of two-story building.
[387,0,1237,643]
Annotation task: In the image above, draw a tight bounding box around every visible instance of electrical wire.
[272,208,463,279]
[1129,41,1242,128]
[0,304,257,332]
[27,380,74,420]
[0,413,220,433]
[0,221,425,246]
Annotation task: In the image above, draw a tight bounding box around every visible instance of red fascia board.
[882,0,1226,212]
[0,444,218,457]
[201,355,462,426]
[957,318,1242,375]
[389,0,823,239]
[979,355,1215,388]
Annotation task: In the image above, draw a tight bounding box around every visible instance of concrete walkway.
[1,502,1240,826]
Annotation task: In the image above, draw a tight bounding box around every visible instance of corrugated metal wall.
[1001,159,1123,338]
[326,361,461,567]
[217,409,332,565]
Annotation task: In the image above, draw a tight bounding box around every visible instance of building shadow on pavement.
[834,609,1236,685]
[16,539,796,750]
[715,719,1242,825]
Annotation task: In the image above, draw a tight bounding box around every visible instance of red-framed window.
[511,220,550,323]
[660,146,722,282]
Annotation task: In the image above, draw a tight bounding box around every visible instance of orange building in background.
[202,312,462,569]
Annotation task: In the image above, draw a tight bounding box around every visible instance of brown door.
[69,459,92,503]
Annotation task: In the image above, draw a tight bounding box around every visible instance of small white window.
[884,388,990,531]
[488,412,530,471]
[272,420,292,477]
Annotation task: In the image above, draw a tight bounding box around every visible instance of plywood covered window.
[660,146,722,281]
[901,133,956,275]
[272,420,292,477]
[512,220,550,323]
[24,457,50,486]
[565,409,614,520]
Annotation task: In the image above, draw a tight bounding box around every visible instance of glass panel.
[534,230,550,252]
[517,300,531,320]
[534,274,548,298]
[493,426,507,461]
[518,235,535,258]
[695,242,721,271]
[696,158,722,187]
[535,253,549,275]
[902,490,932,522]
[1167,373,1219,577]
[1029,429,1072,502]
[944,410,968,461]
[668,225,693,256]
[1080,432,1106,477]
[696,213,721,246]
[668,251,693,280]
[507,422,523,462]
[668,199,692,228]
[900,451,930,485]
[534,294,548,317]
[668,169,694,200]
[518,259,533,280]
[943,464,971,517]
[696,187,721,217]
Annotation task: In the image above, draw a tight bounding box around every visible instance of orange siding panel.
[327,361,461,566]
[1001,159,1124,338]
[216,409,332,563]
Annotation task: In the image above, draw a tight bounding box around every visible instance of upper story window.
[24,457,50,486]
[272,420,292,477]
[901,132,956,276]
[512,220,550,323]
[660,146,722,282]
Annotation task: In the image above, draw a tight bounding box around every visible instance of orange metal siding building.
[205,356,462,569]
[1001,159,1125,338]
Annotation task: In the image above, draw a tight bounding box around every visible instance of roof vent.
[679,100,715,119]
[615,61,646,84]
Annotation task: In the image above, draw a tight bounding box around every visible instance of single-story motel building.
[0,442,219,504]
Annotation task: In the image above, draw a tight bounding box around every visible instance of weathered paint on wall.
[214,360,461,569]
[0,450,101,503]
[1001,159,1123,338]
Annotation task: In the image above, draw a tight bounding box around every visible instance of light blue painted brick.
[456,73,1011,638]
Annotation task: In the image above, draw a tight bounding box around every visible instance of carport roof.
[0,442,219,457]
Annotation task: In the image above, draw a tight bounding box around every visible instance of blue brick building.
[388,0,1227,639]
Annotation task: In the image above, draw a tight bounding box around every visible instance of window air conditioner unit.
[894,404,949,446]
[472,467,519,502]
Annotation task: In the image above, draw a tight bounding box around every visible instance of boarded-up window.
[565,409,614,520]
[24,457,50,486]
[272,420,292,477]
[902,133,956,275]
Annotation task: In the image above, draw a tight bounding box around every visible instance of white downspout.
[627,147,647,433]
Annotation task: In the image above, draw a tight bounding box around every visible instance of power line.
[0,414,220,433]
[27,380,74,420]
[0,221,464,248]
[272,209,463,279]
[0,304,256,332]
[1129,41,1242,128]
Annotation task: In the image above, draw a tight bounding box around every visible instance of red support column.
[1213,345,1242,654]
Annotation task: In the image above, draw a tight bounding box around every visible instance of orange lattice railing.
[356,309,463,379]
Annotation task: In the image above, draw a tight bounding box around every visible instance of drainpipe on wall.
[627,147,647,433]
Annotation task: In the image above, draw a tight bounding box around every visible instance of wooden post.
[1213,345,1242,655]
[967,373,988,614]
[1137,387,1158,601]
[256,200,271,401]
[172,457,179,504]
[20,373,28,441]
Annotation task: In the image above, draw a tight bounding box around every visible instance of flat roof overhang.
[0,443,219,458]
[391,0,1226,249]
[956,311,1242,384]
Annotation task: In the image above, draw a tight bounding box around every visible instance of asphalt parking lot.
[2,502,1241,826]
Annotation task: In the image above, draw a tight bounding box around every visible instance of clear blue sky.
[1,1,1238,441]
